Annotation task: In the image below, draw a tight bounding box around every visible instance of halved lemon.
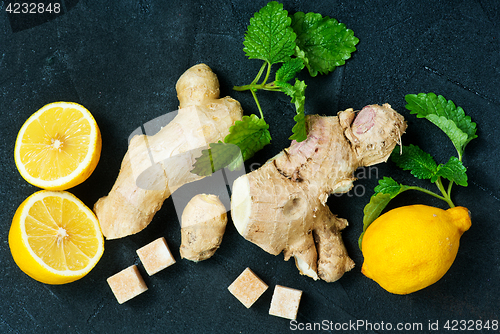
[9,190,105,284]
[14,102,101,190]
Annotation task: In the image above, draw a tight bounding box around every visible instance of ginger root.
[94,64,243,239]
[180,194,227,262]
[231,104,406,282]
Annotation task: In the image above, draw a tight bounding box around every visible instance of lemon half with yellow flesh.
[14,102,101,190]
[9,190,104,284]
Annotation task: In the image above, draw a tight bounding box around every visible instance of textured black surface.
[1,0,499,333]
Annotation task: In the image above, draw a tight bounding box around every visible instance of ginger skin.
[231,104,406,282]
[94,64,243,239]
[180,194,227,262]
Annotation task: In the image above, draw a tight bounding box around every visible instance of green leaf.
[285,79,307,142]
[274,81,294,96]
[291,11,359,76]
[243,1,296,64]
[391,144,438,180]
[374,176,408,197]
[359,177,408,249]
[364,178,407,228]
[359,193,391,250]
[294,46,310,72]
[191,142,243,177]
[425,114,469,158]
[290,110,307,142]
[275,58,305,83]
[433,156,468,186]
[362,193,392,231]
[224,114,272,161]
[405,93,477,158]
[273,78,308,141]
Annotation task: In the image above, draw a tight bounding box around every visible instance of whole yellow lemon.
[361,205,471,295]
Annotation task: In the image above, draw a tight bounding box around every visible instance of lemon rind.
[17,190,104,278]
[14,102,100,191]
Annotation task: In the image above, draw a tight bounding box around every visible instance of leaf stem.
[261,61,272,86]
[406,185,448,202]
[447,180,454,198]
[233,84,252,91]
[434,177,455,208]
[233,62,268,92]
[261,83,282,91]
[250,89,265,119]
[252,62,267,85]
[233,61,276,120]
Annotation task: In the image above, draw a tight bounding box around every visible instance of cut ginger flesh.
[25,195,100,271]
[18,106,91,181]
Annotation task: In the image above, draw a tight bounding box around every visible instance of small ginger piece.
[107,265,148,304]
[228,268,268,308]
[231,104,407,282]
[180,194,227,262]
[136,237,176,276]
[269,285,303,320]
[94,64,243,239]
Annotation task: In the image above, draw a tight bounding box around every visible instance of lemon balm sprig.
[191,2,359,176]
[233,1,358,144]
[360,93,477,248]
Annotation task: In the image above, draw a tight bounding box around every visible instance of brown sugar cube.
[136,237,176,276]
[107,265,148,304]
[228,267,268,308]
[269,285,303,320]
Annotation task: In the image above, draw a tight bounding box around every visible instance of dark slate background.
[1,0,499,333]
